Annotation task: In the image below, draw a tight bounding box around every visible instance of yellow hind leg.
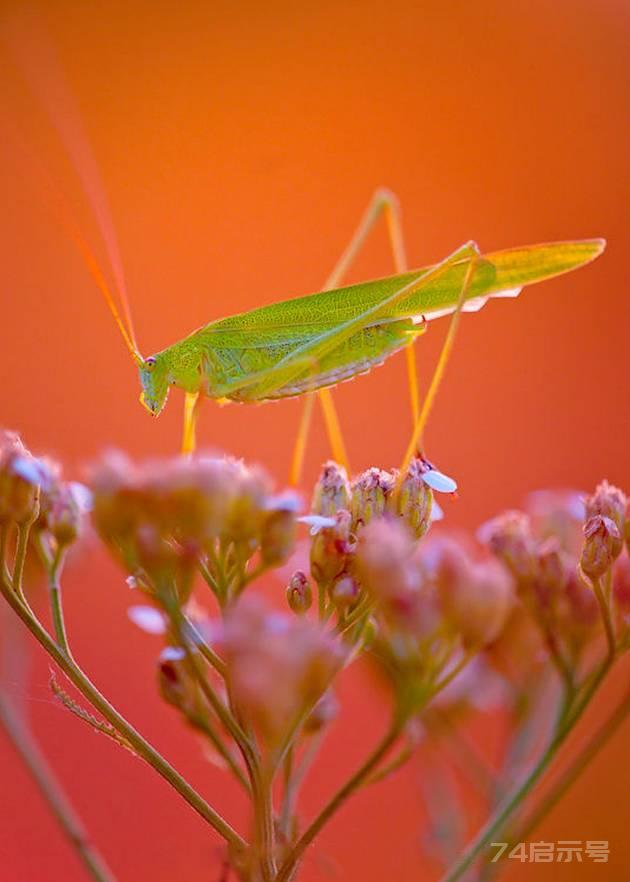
[289,188,415,485]
[400,255,479,472]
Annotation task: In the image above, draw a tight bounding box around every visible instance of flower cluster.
[217,597,344,743]
[0,430,88,559]
[481,481,629,668]
[312,456,447,540]
[2,425,630,882]
[90,452,298,605]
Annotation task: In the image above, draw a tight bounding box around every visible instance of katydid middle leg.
[181,391,202,456]
[290,188,413,485]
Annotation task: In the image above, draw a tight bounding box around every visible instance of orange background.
[0,1,629,880]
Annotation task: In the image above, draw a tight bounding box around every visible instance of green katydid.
[3,22,605,486]
[94,189,604,480]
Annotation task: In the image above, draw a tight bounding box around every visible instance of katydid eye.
[145,357,156,368]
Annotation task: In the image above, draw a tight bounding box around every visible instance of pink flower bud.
[585,481,627,536]
[479,511,538,583]
[0,431,54,525]
[355,519,433,635]
[330,574,360,609]
[260,508,296,566]
[310,510,352,585]
[311,461,351,516]
[581,515,622,579]
[533,538,568,610]
[392,458,434,539]
[527,489,585,555]
[350,468,395,529]
[41,483,86,548]
[218,598,344,743]
[286,571,312,614]
[557,569,599,652]
[431,538,515,648]
[158,647,196,712]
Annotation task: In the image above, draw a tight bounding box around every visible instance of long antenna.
[2,9,140,361]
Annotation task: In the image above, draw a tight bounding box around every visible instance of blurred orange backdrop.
[0,1,629,880]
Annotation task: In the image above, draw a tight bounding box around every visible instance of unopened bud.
[534,539,567,609]
[286,571,312,614]
[479,511,538,583]
[310,510,352,585]
[585,481,627,536]
[330,574,360,609]
[581,515,622,579]
[0,433,51,525]
[559,569,599,651]
[312,461,351,516]
[260,508,296,566]
[158,647,193,710]
[392,458,433,539]
[433,539,514,648]
[350,468,395,530]
[45,484,83,548]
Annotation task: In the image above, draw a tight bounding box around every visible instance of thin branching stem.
[511,684,630,845]
[276,717,405,882]
[0,690,117,882]
[0,576,246,853]
[439,648,615,882]
[589,574,616,661]
[49,547,71,654]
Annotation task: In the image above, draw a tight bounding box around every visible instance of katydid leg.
[400,253,479,472]
[291,189,413,483]
[181,391,202,455]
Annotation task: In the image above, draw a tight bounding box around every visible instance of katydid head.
[139,354,170,416]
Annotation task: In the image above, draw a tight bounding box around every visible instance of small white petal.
[298,514,336,535]
[422,468,457,494]
[430,499,445,522]
[69,482,93,512]
[128,605,166,634]
[10,456,43,485]
[265,491,302,512]
[160,646,186,662]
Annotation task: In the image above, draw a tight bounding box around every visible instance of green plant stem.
[426,711,500,802]
[511,685,630,844]
[279,730,325,844]
[183,614,226,678]
[276,720,404,882]
[193,713,251,794]
[49,547,71,654]
[12,522,32,603]
[590,575,616,660]
[439,652,614,882]
[172,609,278,879]
[0,524,11,586]
[0,578,246,854]
[173,612,255,763]
[0,690,117,882]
